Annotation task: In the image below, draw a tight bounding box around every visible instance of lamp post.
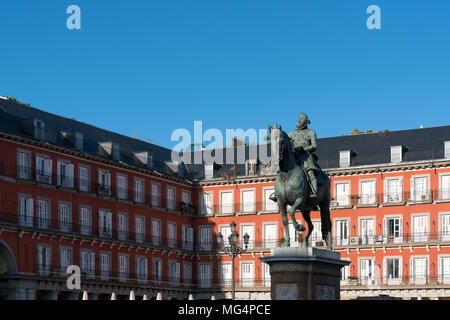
[216,221,250,300]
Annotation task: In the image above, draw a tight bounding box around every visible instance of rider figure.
[289,112,319,199]
[269,112,319,202]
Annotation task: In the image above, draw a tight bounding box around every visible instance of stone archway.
[0,240,18,300]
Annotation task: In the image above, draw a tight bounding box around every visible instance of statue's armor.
[288,128,319,173]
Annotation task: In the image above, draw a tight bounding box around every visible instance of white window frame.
[439,172,450,200]
[263,187,277,212]
[198,226,212,251]
[339,150,350,168]
[80,249,95,279]
[78,165,90,193]
[219,262,232,287]
[136,256,148,282]
[445,141,450,159]
[35,154,52,184]
[151,218,162,246]
[59,246,73,272]
[183,262,192,284]
[240,223,255,249]
[439,212,450,242]
[411,213,429,243]
[36,197,50,230]
[116,173,128,200]
[17,148,31,180]
[97,169,111,196]
[37,244,51,274]
[99,251,111,280]
[151,182,161,207]
[58,201,72,233]
[117,212,128,241]
[135,215,145,243]
[198,262,212,288]
[438,254,450,284]
[152,258,163,282]
[383,177,403,203]
[410,255,428,285]
[57,159,74,188]
[334,181,350,206]
[390,145,403,163]
[358,216,375,245]
[166,186,176,211]
[262,222,278,249]
[334,218,350,246]
[410,174,431,202]
[358,257,376,285]
[79,205,92,236]
[240,261,255,287]
[383,215,403,244]
[134,177,145,203]
[199,191,213,215]
[98,209,112,238]
[359,179,377,205]
[383,256,403,285]
[219,190,234,214]
[118,254,129,282]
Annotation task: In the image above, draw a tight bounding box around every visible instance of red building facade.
[1,97,450,300]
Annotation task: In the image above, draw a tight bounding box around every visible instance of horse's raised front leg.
[288,197,305,232]
[279,202,290,247]
[301,210,313,248]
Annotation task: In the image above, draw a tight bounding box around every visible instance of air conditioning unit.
[350,236,360,245]
[374,235,383,242]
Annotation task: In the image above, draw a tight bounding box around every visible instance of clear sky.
[1,1,449,149]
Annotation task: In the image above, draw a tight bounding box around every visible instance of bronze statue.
[269,113,332,250]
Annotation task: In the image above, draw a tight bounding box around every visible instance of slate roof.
[1,96,449,182]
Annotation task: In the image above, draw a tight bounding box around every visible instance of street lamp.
[216,221,250,300]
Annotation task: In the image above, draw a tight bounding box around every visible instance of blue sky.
[1,1,449,149]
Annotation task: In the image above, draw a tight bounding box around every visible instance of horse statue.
[269,124,333,250]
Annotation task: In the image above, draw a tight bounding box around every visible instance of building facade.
[1,96,450,300]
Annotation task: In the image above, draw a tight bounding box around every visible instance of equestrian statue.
[269,112,333,250]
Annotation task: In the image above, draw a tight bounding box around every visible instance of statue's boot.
[309,172,318,199]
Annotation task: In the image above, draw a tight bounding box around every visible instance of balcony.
[341,274,450,287]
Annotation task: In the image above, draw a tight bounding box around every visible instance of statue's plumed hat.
[297,112,310,129]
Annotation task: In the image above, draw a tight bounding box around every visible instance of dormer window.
[75,132,83,150]
[445,141,450,159]
[246,159,257,175]
[34,119,45,140]
[339,151,350,168]
[205,163,214,180]
[178,162,185,178]
[390,146,403,163]
[134,151,153,169]
[112,143,120,160]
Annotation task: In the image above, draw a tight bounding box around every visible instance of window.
[445,141,450,159]
[440,174,450,200]
[220,191,233,214]
[263,223,277,248]
[78,166,90,192]
[384,217,403,244]
[439,256,450,284]
[410,176,430,201]
[135,216,145,243]
[117,213,128,241]
[199,263,212,288]
[335,220,349,246]
[384,178,403,203]
[75,132,83,150]
[411,257,427,283]
[219,263,232,287]
[98,209,112,238]
[441,213,450,241]
[246,160,257,176]
[167,186,176,211]
[199,192,213,215]
[311,221,322,246]
[152,219,161,246]
[341,260,350,284]
[360,180,376,205]
[182,225,194,251]
[384,257,402,283]
[59,247,72,272]
[335,182,350,206]
[112,143,120,160]
[241,224,254,249]
[240,262,254,286]
[17,150,31,179]
[182,190,191,205]
[79,207,91,236]
[359,259,375,284]
[264,188,277,211]
[37,244,51,274]
[136,256,148,281]
[390,146,402,163]
[98,169,111,196]
[219,224,232,248]
[167,222,177,248]
[151,183,161,207]
[263,262,271,287]
[205,164,214,180]
[116,174,127,200]
[241,189,255,212]
[168,261,180,285]
[34,119,46,139]
[36,155,52,184]
[360,218,374,245]
[199,226,212,251]
[183,262,192,284]
[412,215,428,242]
[100,252,111,280]
[152,258,162,281]
[134,178,145,203]
[339,150,350,168]
[58,202,72,232]
[36,199,49,229]
[118,254,129,282]
[57,160,74,188]
[81,250,95,278]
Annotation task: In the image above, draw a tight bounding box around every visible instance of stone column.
[260,247,349,300]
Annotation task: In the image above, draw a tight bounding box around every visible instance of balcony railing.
[341,274,450,286]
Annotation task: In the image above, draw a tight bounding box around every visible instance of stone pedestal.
[259,247,349,300]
